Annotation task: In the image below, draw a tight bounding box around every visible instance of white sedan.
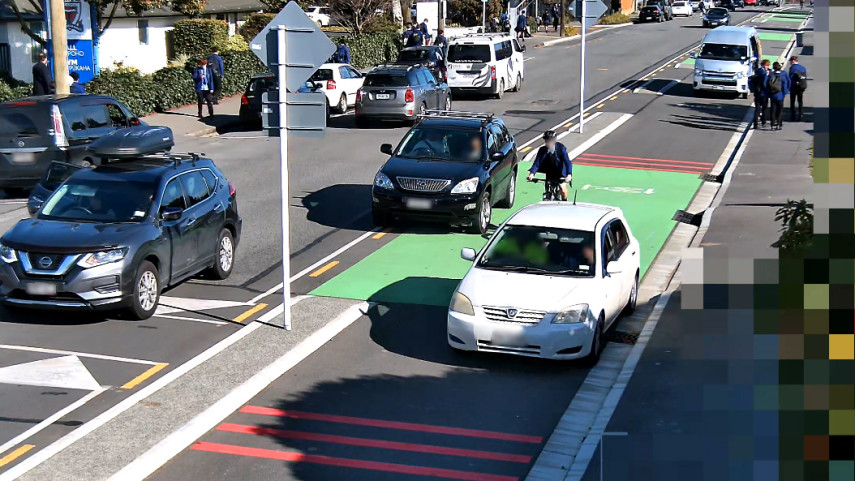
[306,6,331,26]
[448,202,640,361]
[309,63,365,114]
[672,1,694,16]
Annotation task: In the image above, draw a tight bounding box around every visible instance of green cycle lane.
[310,165,702,307]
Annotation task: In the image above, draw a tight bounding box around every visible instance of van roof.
[702,26,758,45]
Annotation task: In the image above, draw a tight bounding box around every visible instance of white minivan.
[445,33,525,98]
[692,26,762,98]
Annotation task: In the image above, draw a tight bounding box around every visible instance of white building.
[0,0,266,81]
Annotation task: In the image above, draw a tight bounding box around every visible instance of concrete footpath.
[142,94,243,138]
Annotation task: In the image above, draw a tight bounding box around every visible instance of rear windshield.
[674,2,686,5]
[641,6,659,11]
[699,42,747,60]
[248,77,276,92]
[447,45,491,63]
[364,74,409,87]
[398,50,430,61]
[41,163,83,191]
[0,106,45,137]
[310,69,334,81]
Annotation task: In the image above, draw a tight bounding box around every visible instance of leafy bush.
[564,26,580,37]
[225,34,249,52]
[363,13,402,34]
[336,33,402,69]
[599,13,631,25]
[86,69,160,116]
[152,67,196,111]
[772,199,813,252]
[172,19,229,57]
[0,79,31,102]
[239,13,276,43]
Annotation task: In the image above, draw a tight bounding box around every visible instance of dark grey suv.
[355,64,451,127]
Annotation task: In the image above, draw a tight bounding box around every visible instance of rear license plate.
[11,152,35,164]
[26,282,57,296]
[375,93,391,100]
[644,16,651,19]
[405,198,433,210]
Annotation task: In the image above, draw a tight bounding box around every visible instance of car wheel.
[513,74,523,92]
[625,271,639,314]
[127,260,160,320]
[372,207,393,227]
[444,95,452,111]
[496,79,505,99]
[496,170,516,208]
[470,190,491,235]
[584,314,605,365]
[659,15,664,22]
[740,92,748,99]
[337,94,347,114]
[209,228,235,280]
[418,102,427,117]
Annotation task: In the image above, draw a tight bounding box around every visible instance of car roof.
[449,34,512,45]
[507,202,617,231]
[703,26,755,44]
[71,157,214,184]
[0,94,120,107]
[416,117,485,130]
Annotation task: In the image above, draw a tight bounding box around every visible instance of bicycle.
[528,177,570,201]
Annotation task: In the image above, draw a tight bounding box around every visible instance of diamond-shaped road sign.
[570,0,610,29]
[250,2,336,93]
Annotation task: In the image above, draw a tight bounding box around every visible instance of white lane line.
[152,314,230,326]
[248,229,379,304]
[632,79,655,94]
[0,389,106,457]
[108,301,371,481]
[0,297,310,481]
[657,79,679,96]
[555,112,603,140]
[524,57,535,62]
[0,345,159,366]
[524,112,628,166]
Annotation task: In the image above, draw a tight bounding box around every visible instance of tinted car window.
[180,171,209,207]
[488,124,505,150]
[59,101,87,132]
[364,74,408,87]
[107,104,128,127]
[310,69,334,81]
[395,127,483,162]
[249,77,276,92]
[398,50,430,61]
[83,104,110,129]
[161,178,186,210]
[447,44,491,63]
[0,110,41,136]
[699,42,746,60]
[407,71,421,86]
[708,7,728,15]
[609,221,630,258]
[201,169,218,195]
[418,69,435,85]
[40,177,155,223]
[346,67,361,78]
[338,66,351,79]
[41,163,83,190]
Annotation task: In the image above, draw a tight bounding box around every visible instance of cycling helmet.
[543,130,557,140]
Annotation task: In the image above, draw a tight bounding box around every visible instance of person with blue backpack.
[766,61,790,131]
[334,42,351,64]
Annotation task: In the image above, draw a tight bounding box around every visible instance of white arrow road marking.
[0,355,101,391]
[155,296,251,316]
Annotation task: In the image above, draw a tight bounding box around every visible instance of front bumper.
[693,74,748,93]
[447,310,594,360]
[372,188,480,224]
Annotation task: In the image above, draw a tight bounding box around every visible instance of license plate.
[26,282,57,296]
[492,330,524,346]
[11,152,35,164]
[645,16,651,19]
[712,85,723,89]
[405,198,433,210]
[375,93,391,100]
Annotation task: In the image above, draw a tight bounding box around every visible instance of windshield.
[674,1,686,5]
[699,42,747,60]
[39,177,156,223]
[447,45,491,63]
[707,7,729,16]
[478,225,596,277]
[364,74,408,87]
[398,50,430,61]
[395,127,484,162]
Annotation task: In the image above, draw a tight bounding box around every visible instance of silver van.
[692,26,761,98]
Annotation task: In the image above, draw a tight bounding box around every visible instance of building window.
[138,20,149,45]
[29,21,45,62]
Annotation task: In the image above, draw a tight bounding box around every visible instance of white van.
[445,33,525,98]
[693,26,762,98]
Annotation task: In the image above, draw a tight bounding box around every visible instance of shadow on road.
[0,307,109,325]
[296,184,374,231]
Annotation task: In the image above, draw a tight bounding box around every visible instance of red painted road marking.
[576,156,708,172]
[218,423,532,463]
[192,442,519,481]
[574,161,705,175]
[240,406,543,444]
[580,152,714,166]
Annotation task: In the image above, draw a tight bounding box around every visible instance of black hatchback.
[0,95,142,193]
[371,111,518,234]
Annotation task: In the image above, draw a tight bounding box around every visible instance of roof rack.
[457,32,511,40]
[418,110,495,122]
[370,63,415,71]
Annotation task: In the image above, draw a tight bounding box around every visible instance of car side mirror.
[129,117,141,126]
[460,248,477,261]
[606,260,623,275]
[490,151,504,162]
[689,53,696,58]
[160,206,183,221]
[380,144,394,155]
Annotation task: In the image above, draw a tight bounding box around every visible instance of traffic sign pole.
[277,25,292,330]
[579,0,586,134]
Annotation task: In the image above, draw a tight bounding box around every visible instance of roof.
[416,117,484,130]
[0,94,118,106]
[114,0,265,18]
[508,203,617,231]
[702,26,757,44]
[0,1,40,21]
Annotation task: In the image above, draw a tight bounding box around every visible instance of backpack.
[767,73,782,94]
[792,71,807,91]
[408,30,423,47]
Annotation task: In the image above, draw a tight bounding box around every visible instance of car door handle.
[213,203,224,213]
[185,217,196,226]
[631,251,636,256]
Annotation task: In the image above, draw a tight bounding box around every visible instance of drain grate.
[607,330,639,345]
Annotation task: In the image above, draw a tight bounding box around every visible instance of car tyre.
[625,271,639,314]
[513,74,523,92]
[584,314,605,365]
[209,228,235,280]
[372,207,393,227]
[496,170,516,208]
[740,92,748,99]
[470,190,492,235]
[337,94,348,114]
[444,95,452,111]
[127,260,160,320]
[496,79,505,99]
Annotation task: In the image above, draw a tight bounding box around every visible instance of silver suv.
[355,64,451,127]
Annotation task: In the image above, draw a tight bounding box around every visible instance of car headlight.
[77,248,128,268]
[374,172,394,190]
[449,291,475,315]
[0,244,17,264]
[552,303,589,324]
[450,177,479,195]
[735,71,746,79]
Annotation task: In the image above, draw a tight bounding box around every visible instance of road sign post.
[571,0,609,134]
[251,3,335,330]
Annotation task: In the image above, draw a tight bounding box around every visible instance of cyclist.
[527,130,573,200]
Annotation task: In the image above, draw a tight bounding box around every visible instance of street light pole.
[579,0,586,133]
[560,0,566,36]
[49,0,69,94]
[276,26,291,330]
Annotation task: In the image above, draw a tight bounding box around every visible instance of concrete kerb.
[538,22,632,48]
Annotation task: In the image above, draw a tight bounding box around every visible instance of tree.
[2,0,209,48]
[259,0,311,11]
[327,0,391,34]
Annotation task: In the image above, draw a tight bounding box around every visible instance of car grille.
[396,177,450,193]
[703,78,738,86]
[482,306,546,325]
[27,253,66,271]
[477,340,542,356]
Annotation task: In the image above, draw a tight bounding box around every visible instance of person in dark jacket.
[434,29,448,49]
[766,61,790,130]
[515,10,527,40]
[32,53,51,96]
[419,18,431,44]
[207,49,224,104]
[750,59,770,129]
[69,72,85,94]
[788,56,807,121]
[334,42,351,64]
[527,130,573,200]
[192,58,215,118]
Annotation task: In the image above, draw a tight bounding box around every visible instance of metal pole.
[579,0,586,133]
[277,26,292,330]
[49,0,69,94]
[560,0,565,36]
[483,1,486,31]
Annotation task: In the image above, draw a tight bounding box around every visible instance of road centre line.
[657,79,679,96]
[309,261,340,278]
[107,301,370,481]
[0,445,34,468]
[232,303,269,324]
[531,112,626,160]
[121,363,169,390]
[0,345,159,366]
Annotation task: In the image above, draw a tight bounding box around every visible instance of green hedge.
[239,13,276,43]
[184,50,269,98]
[86,69,160,115]
[152,67,196,111]
[336,33,402,69]
[0,80,31,103]
[172,19,229,57]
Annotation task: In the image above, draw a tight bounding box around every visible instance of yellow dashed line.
[309,261,340,278]
[0,445,34,467]
[658,68,665,72]
[596,103,605,109]
[597,68,608,71]
[609,96,618,101]
[372,228,393,240]
[519,146,533,153]
[121,363,168,390]
[583,112,591,117]
[233,303,268,324]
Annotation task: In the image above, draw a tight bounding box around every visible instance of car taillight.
[356,90,362,102]
[491,66,496,80]
[327,80,336,90]
[405,89,414,102]
[228,182,236,197]
[50,104,68,148]
[241,94,249,106]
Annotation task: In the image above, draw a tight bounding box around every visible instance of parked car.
[690,1,701,11]
[638,5,666,22]
[733,0,745,7]
[308,63,365,114]
[0,127,241,319]
[396,46,447,80]
[306,6,331,26]
[371,111,518,234]
[355,64,451,126]
[720,0,738,10]
[448,202,640,361]
[672,1,694,15]
[744,0,757,5]
[445,33,525,98]
[703,7,732,26]
[239,74,330,126]
[645,0,674,20]
[0,95,143,193]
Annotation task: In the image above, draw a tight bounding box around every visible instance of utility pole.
[49,0,69,94]
[579,0,586,133]
[560,0,566,36]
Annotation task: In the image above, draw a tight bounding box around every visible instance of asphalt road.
[0,6,783,477]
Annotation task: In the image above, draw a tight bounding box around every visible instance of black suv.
[0,95,142,193]
[371,111,518,234]
[645,0,674,20]
[0,127,242,319]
